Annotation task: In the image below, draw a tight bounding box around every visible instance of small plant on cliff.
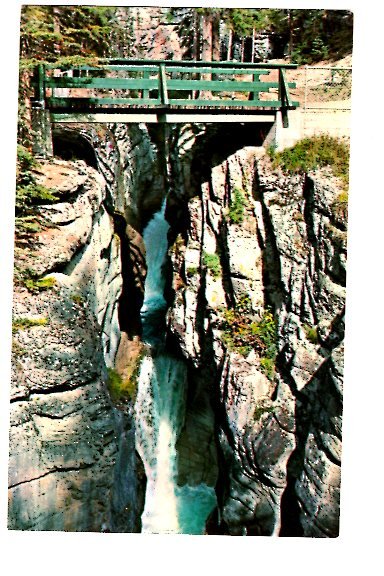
[107,363,141,404]
[186,266,198,278]
[15,145,58,238]
[303,323,319,344]
[253,402,274,422]
[268,135,350,187]
[331,190,349,222]
[24,275,57,293]
[16,145,58,215]
[228,187,247,224]
[220,299,278,380]
[70,293,85,305]
[202,251,221,278]
[12,316,49,333]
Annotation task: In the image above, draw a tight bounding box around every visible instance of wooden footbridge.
[31,59,299,154]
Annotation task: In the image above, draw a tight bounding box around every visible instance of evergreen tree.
[18,5,125,146]
[20,5,118,68]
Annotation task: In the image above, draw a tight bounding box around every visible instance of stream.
[134,201,217,534]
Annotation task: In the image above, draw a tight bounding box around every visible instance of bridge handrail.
[44,58,299,70]
[32,59,299,126]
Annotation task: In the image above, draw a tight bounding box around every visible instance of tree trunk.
[192,11,200,60]
[288,9,293,57]
[211,12,221,61]
[201,14,212,61]
[227,28,233,60]
[200,14,213,98]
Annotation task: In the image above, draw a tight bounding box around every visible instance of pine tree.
[18,5,127,147]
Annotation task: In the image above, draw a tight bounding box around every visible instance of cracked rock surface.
[167,145,346,536]
[10,159,139,531]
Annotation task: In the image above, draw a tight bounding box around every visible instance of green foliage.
[223,8,269,37]
[168,8,352,63]
[70,293,84,305]
[220,301,278,380]
[20,5,117,66]
[24,276,57,293]
[18,6,127,141]
[263,9,353,63]
[14,216,42,234]
[303,323,319,344]
[331,191,349,222]
[186,266,198,278]
[12,317,49,333]
[268,135,350,186]
[15,145,58,235]
[228,187,247,224]
[253,403,274,421]
[259,357,276,380]
[107,367,138,403]
[202,252,221,278]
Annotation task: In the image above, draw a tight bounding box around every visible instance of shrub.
[253,403,274,421]
[220,304,278,380]
[14,216,42,234]
[303,323,319,344]
[70,293,84,305]
[259,357,276,380]
[268,135,350,186]
[186,266,198,278]
[24,276,57,292]
[12,317,49,333]
[331,191,348,221]
[107,365,140,403]
[202,251,221,278]
[228,187,247,224]
[16,145,58,217]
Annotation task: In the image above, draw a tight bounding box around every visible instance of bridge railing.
[32,59,299,125]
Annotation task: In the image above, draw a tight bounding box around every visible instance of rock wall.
[166,145,346,537]
[9,155,145,531]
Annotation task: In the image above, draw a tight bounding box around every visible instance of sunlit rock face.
[9,158,142,532]
[166,145,346,537]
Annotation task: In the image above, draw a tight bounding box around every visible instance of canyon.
[9,120,346,536]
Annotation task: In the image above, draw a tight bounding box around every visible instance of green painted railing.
[32,59,299,126]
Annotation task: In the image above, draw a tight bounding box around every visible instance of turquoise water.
[135,202,217,535]
[175,484,217,535]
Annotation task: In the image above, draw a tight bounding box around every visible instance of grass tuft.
[268,134,350,187]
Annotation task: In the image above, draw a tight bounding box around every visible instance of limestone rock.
[167,145,347,537]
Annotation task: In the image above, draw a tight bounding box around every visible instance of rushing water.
[135,200,216,535]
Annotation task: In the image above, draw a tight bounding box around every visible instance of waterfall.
[134,199,216,535]
[141,200,169,318]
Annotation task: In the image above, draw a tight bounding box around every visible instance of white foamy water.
[134,201,217,534]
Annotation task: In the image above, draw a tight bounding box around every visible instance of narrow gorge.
[9,119,346,536]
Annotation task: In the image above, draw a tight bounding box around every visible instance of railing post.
[31,64,53,158]
[279,68,289,128]
[159,63,169,105]
[250,72,259,101]
[142,70,150,101]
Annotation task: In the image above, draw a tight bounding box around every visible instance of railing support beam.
[159,63,169,106]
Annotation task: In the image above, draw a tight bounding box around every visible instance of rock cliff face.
[9,120,346,536]
[9,121,159,532]
[166,144,346,536]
